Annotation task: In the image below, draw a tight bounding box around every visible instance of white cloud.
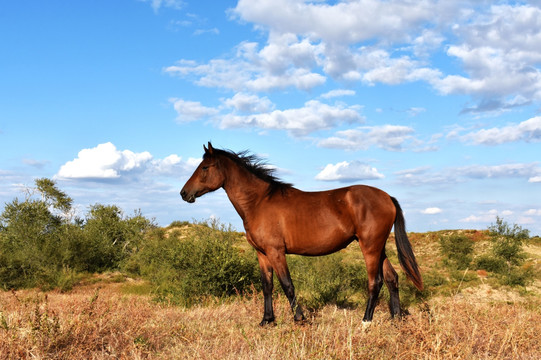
[421,207,442,215]
[396,162,541,187]
[193,28,219,36]
[56,143,191,181]
[164,2,541,117]
[529,176,541,183]
[432,4,541,109]
[407,107,426,117]
[141,0,184,12]
[223,93,273,113]
[57,143,151,179]
[318,125,416,151]
[167,0,454,92]
[170,98,219,122]
[320,89,355,99]
[165,37,326,92]
[525,209,541,216]
[460,209,513,223]
[359,49,437,86]
[232,0,438,44]
[315,161,384,182]
[220,100,363,136]
[458,117,541,145]
[457,163,541,179]
[394,166,451,187]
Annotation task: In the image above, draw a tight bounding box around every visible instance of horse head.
[180,142,225,203]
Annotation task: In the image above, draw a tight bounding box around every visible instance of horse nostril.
[180,190,186,199]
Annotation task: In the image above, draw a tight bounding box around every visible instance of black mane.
[208,148,293,197]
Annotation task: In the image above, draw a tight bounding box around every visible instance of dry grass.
[1,279,540,360]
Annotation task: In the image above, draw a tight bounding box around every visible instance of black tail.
[391,197,423,291]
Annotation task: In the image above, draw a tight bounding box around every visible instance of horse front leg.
[257,251,275,326]
[267,249,305,323]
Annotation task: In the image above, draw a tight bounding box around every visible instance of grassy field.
[1,229,541,359]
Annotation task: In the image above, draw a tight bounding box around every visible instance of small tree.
[0,198,62,288]
[83,205,154,272]
[476,217,533,287]
[439,233,474,270]
[35,178,73,215]
[488,217,529,266]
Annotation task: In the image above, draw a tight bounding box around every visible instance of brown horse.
[181,142,423,325]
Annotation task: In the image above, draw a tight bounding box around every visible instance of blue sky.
[1,0,541,235]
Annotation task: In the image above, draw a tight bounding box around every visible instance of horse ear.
[203,142,214,155]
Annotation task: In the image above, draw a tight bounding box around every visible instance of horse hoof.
[294,316,309,326]
[259,319,276,327]
[362,320,372,331]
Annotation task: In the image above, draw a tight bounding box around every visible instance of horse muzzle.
[180,189,196,203]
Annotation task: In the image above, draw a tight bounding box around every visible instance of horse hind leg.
[361,251,384,322]
[382,255,402,318]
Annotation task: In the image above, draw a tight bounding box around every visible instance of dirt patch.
[453,284,525,304]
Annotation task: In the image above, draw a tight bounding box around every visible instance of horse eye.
[202,166,209,171]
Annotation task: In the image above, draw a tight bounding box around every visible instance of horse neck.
[220,157,270,221]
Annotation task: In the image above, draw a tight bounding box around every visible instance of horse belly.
[283,216,356,256]
[286,235,356,256]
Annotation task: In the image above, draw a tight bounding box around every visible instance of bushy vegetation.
[1,180,538,311]
[128,219,261,306]
[287,253,368,311]
[436,218,535,288]
[0,179,154,291]
[439,233,474,270]
[475,217,535,286]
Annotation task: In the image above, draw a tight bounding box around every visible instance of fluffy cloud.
[315,161,384,182]
[170,98,220,122]
[318,125,416,151]
[220,100,363,136]
[457,163,541,179]
[223,93,273,113]
[168,95,363,137]
[232,0,438,44]
[460,209,513,223]
[165,2,541,116]
[165,38,326,92]
[320,89,355,99]
[56,142,193,181]
[433,4,541,108]
[525,209,541,216]
[458,117,541,145]
[421,207,442,215]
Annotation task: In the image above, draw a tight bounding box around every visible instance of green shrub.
[475,218,534,287]
[168,220,191,228]
[82,205,154,272]
[0,198,62,289]
[502,265,535,287]
[134,220,260,306]
[287,253,367,311]
[0,179,155,290]
[475,254,506,273]
[488,217,529,266]
[439,234,474,270]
